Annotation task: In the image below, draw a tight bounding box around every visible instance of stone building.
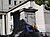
[0,0,50,36]
[0,0,27,35]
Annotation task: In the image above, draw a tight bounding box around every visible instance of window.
[4,15,7,34]
[10,25,13,32]
[9,0,11,5]
[0,15,2,19]
[14,1,16,5]
[0,15,2,24]
[19,1,22,3]
[9,7,11,9]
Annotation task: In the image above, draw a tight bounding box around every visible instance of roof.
[23,8,38,13]
[0,11,7,15]
[8,0,29,13]
[7,0,38,14]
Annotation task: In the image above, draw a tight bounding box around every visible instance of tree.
[34,0,45,6]
[48,0,50,7]
[34,0,50,10]
[34,0,50,6]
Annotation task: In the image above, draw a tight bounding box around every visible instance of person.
[25,24,33,33]
[44,33,48,37]
[32,25,39,32]
[32,25,40,37]
[18,19,40,37]
[40,32,44,37]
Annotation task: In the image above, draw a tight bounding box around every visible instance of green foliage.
[48,0,50,7]
[34,0,50,7]
[34,0,45,6]
[34,0,42,5]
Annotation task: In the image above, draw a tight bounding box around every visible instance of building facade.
[0,0,27,35]
[0,0,27,11]
[0,0,50,36]
[7,1,50,36]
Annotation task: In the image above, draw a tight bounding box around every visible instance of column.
[6,14,8,35]
[0,15,2,35]
[7,12,12,35]
[1,15,5,35]
[36,5,46,32]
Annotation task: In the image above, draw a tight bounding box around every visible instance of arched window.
[9,0,11,5]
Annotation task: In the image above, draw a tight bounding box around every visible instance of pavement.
[15,31,23,37]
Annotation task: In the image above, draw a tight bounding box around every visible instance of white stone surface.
[1,15,5,35]
[0,16,2,35]
[0,0,27,12]
[6,1,50,35]
[35,5,46,32]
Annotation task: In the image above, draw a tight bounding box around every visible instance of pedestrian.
[33,25,39,32]
[44,33,48,37]
[40,32,44,37]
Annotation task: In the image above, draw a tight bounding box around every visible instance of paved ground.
[15,31,23,37]
[0,32,50,37]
